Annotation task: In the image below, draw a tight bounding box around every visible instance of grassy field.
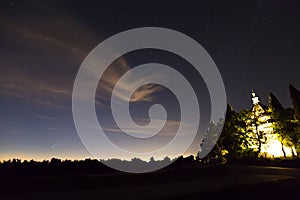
[1,164,300,200]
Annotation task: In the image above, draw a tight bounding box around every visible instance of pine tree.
[288,85,300,156]
[289,84,300,120]
[268,93,293,157]
[221,105,249,161]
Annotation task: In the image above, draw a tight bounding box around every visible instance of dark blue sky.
[0,0,300,161]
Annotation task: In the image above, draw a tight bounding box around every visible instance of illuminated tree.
[244,91,272,157]
[233,109,257,158]
[268,93,294,157]
[221,105,249,161]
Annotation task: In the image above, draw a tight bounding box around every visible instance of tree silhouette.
[289,85,300,156]
[199,120,225,163]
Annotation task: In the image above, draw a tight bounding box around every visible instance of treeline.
[200,85,300,163]
[0,155,199,176]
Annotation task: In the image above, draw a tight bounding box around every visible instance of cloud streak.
[0,69,71,109]
[103,119,193,137]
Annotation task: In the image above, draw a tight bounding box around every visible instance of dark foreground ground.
[1,164,300,200]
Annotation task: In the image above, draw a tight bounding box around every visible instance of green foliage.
[246,103,270,157]
[200,105,253,163]
[221,107,249,161]
[268,93,293,157]
[199,86,300,163]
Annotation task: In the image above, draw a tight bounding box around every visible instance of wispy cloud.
[96,66,165,104]
[103,119,192,137]
[34,115,61,121]
[0,15,89,108]
[0,69,71,109]
[130,84,164,102]
[0,7,164,109]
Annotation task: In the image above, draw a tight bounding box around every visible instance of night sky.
[1,0,300,161]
